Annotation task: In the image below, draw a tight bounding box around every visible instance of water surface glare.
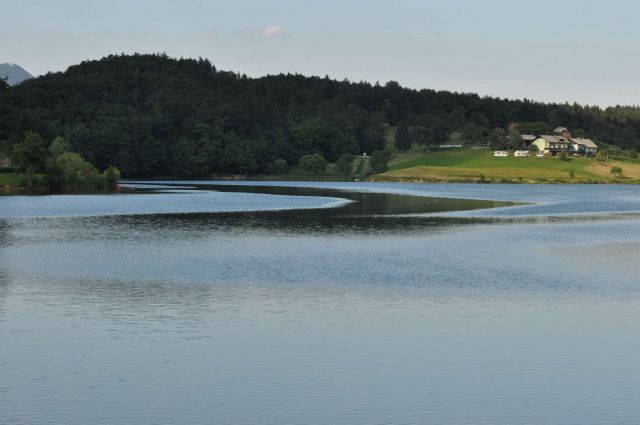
[2,182,640,425]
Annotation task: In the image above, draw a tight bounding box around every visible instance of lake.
[2,181,640,424]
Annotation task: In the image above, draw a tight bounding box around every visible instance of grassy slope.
[375,147,640,183]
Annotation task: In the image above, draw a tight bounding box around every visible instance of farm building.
[571,139,598,156]
[521,134,537,147]
[532,135,571,155]
[531,134,598,157]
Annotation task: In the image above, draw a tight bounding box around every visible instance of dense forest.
[2,53,640,178]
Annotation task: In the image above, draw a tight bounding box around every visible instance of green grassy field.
[374,147,640,183]
[0,173,22,186]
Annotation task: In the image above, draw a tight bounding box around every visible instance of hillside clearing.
[375,147,640,183]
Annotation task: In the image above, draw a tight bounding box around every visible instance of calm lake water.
[2,181,640,424]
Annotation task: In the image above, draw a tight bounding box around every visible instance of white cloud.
[262,25,284,38]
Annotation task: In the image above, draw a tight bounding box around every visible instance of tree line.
[2,53,640,178]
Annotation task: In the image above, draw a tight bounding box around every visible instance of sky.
[2,0,640,107]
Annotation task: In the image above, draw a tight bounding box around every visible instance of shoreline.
[3,173,639,197]
[134,175,638,185]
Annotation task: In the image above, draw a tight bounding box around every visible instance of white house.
[571,138,598,156]
[532,135,571,155]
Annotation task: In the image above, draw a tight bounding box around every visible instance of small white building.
[493,151,509,157]
[514,150,530,157]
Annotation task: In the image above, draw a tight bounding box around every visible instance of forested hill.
[2,53,640,178]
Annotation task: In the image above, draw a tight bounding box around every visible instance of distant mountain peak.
[0,63,34,85]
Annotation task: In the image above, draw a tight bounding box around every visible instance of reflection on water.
[3,182,640,425]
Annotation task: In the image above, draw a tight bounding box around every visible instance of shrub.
[104,166,121,187]
[370,149,392,174]
[335,154,356,178]
[267,159,288,175]
[299,154,327,175]
[48,152,107,191]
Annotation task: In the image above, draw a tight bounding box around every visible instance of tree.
[267,159,288,175]
[299,154,327,175]
[611,166,623,177]
[461,122,483,142]
[517,122,552,135]
[469,111,490,128]
[409,114,432,147]
[48,152,104,191]
[429,121,449,148]
[49,136,72,157]
[11,131,48,187]
[335,153,355,178]
[409,127,427,147]
[104,166,121,187]
[507,129,522,150]
[446,108,466,130]
[394,121,411,151]
[360,113,387,154]
[170,137,210,177]
[488,128,508,150]
[221,140,257,174]
[136,135,167,177]
[370,149,391,174]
